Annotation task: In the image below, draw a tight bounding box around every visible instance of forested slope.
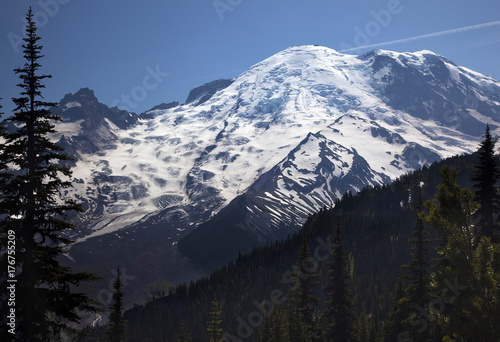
[115,152,478,342]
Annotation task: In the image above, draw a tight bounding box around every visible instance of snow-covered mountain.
[54,45,500,296]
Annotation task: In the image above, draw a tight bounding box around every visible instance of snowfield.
[52,45,500,244]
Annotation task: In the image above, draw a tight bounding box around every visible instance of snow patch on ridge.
[57,45,499,242]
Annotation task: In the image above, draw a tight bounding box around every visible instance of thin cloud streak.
[340,21,500,53]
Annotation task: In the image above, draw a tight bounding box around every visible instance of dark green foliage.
[259,303,287,342]
[106,267,127,342]
[383,274,410,341]
[0,9,98,340]
[176,321,193,342]
[406,187,433,306]
[296,237,319,329]
[383,188,434,341]
[358,310,382,342]
[286,236,319,341]
[423,166,500,341]
[207,299,225,342]
[323,224,357,342]
[385,140,500,342]
[263,236,320,342]
[283,298,311,342]
[472,124,500,240]
[123,153,479,341]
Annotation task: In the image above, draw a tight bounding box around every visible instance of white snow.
[64,101,82,110]
[57,45,497,240]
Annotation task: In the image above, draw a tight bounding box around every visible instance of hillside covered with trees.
[113,137,500,341]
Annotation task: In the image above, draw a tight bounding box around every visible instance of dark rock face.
[51,88,139,157]
[185,79,234,105]
[360,50,500,136]
[141,102,179,119]
[57,88,139,129]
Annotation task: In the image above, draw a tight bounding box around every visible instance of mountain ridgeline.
[43,45,500,315]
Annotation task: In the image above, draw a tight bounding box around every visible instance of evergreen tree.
[407,187,432,301]
[424,166,500,341]
[258,311,273,342]
[424,166,477,264]
[358,309,381,342]
[472,124,500,240]
[0,8,98,341]
[404,186,433,341]
[284,297,310,342]
[106,267,127,342]
[297,236,319,330]
[384,188,434,342]
[357,310,370,342]
[383,275,410,342]
[258,301,286,342]
[176,320,192,342]
[323,224,357,342]
[207,299,225,342]
[285,236,318,341]
[267,302,288,342]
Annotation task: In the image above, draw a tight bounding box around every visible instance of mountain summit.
[60,45,500,295]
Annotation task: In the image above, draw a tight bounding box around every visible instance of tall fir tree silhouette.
[207,299,225,342]
[385,185,434,341]
[0,8,98,340]
[285,236,318,341]
[323,224,357,342]
[106,267,127,342]
[472,124,500,240]
[405,185,434,340]
[176,320,193,342]
[296,236,319,330]
[383,274,410,341]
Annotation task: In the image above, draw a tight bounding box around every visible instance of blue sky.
[1,0,499,115]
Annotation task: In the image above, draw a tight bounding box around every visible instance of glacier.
[47,45,500,299]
